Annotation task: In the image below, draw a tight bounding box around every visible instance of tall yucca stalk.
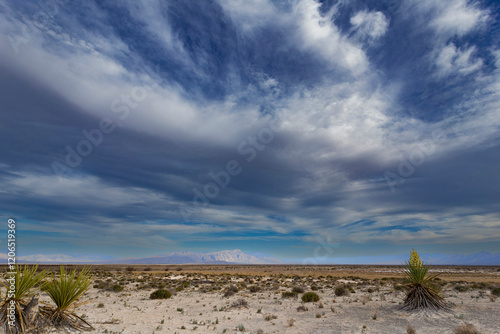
[42,266,93,331]
[401,249,448,312]
[0,264,47,333]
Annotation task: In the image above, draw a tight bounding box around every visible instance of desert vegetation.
[401,249,448,312]
[0,263,498,333]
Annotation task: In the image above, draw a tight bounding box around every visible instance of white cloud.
[412,0,489,38]
[292,0,368,75]
[435,43,483,77]
[350,11,389,42]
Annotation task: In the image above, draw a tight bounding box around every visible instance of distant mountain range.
[106,249,282,265]
[2,250,499,265]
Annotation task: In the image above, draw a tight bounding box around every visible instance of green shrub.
[491,287,500,296]
[281,291,298,299]
[334,286,347,296]
[150,289,172,299]
[248,286,261,293]
[301,292,320,302]
[292,286,305,294]
[110,284,124,292]
[454,285,469,292]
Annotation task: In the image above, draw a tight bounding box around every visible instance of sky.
[0,0,499,263]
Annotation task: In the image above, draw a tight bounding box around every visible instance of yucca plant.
[0,264,47,333]
[41,266,93,331]
[401,249,448,312]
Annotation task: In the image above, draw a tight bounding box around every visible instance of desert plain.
[9,264,500,334]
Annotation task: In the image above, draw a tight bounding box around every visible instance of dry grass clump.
[296,305,308,312]
[223,285,239,297]
[406,324,417,334]
[248,285,261,293]
[230,299,249,309]
[334,286,348,296]
[281,291,298,299]
[401,249,448,312]
[453,322,480,334]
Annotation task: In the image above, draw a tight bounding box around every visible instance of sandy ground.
[32,265,500,334]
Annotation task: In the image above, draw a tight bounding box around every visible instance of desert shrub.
[110,284,124,292]
[311,285,319,291]
[292,286,305,294]
[454,285,469,292]
[491,287,500,296]
[302,292,320,302]
[150,289,172,299]
[248,285,261,293]
[264,314,277,321]
[401,249,448,312]
[125,266,134,272]
[297,305,308,312]
[223,285,238,297]
[144,267,152,272]
[407,324,417,334]
[334,286,347,296]
[224,290,235,297]
[282,291,298,299]
[230,299,249,309]
[453,322,480,334]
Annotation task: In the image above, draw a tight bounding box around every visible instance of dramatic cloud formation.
[0,0,499,260]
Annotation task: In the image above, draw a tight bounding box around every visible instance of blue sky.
[0,0,499,262]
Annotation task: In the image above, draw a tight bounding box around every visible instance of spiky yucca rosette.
[41,266,93,331]
[401,249,449,312]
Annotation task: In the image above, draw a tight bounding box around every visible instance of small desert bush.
[264,314,277,321]
[491,287,500,296]
[248,286,261,293]
[453,322,480,334]
[125,266,135,272]
[282,291,298,299]
[407,324,417,334]
[297,305,308,312]
[292,286,305,293]
[150,289,172,299]
[224,285,239,297]
[454,285,469,292]
[110,284,124,292]
[230,299,249,309]
[334,286,347,296]
[302,292,320,302]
